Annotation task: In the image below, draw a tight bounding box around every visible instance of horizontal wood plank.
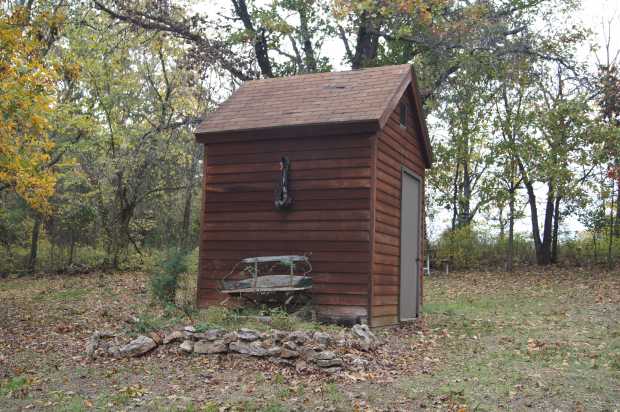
[207,158,370,175]
[205,210,370,222]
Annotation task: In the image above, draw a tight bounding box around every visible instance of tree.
[491,57,532,271]
[92,0,582,104]
[512,65,597,265]
[594,34,620,237]
[63,14,208,267]
[435,74,496,230]
[0,6,60,213]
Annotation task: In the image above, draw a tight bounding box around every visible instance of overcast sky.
[576,0,619,64]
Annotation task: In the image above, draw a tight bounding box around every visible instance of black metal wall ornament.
[275,156,293,210]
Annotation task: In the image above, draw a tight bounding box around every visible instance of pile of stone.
[86,324,380,374]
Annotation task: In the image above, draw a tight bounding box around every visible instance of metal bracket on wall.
[275,156,293,210]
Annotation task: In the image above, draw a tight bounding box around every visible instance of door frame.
[399,166,422,321]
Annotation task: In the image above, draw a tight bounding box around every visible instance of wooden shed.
[195,64,432,327]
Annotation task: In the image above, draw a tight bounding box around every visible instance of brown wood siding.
[198,133,373,323]
[371,92,426,327]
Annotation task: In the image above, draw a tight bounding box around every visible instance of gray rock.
[323,366,342,374]
[351,357,369,369]
[179,340,194,353]
[229,341,268,357]
[314,350,336,361]
[300,347,319,360]
[267,346,282,357]
[288,331,309,344]
[295,360,308,373]
[222,332,238,344]
[107,345,120,358]
[280,348,300,359]
[316,358,342,368]
[85,330,115,358]
[194,329,223,341]
[183,326,196,333]
[313,331,331,346]
[194,340,228,354]
[351,324,378,351]
[237,328,260,341]
[283,341,298,351]
[163,330,185,345]
[272,330,288,342]
[119,335,157,357]
[85,335,99,359]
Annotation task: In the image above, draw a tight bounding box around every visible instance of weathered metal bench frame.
[219,255,312,295]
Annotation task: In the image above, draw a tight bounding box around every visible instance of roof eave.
[409,69,433,168]
[195,119,381,144]
[375,66,433,169]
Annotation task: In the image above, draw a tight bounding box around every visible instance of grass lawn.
[0,268,618,411]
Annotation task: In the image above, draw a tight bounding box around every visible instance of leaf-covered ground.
[1,268,618,411]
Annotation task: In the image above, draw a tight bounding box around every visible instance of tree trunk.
[181,183,194,251]
[507,188,515,272]
[451,164,460,231]
[538,182,555,265]
[298,7,317,72]
[609,184,616,270]
[28,215,42,273]
[522,177,543,263]
[459,158,471,227]
[551,195,561,263]
[498,207,505,240]
[615,180,620,237]
[351,11,380,69]
[593,231,597,263]
[181,147,201,251]
[68,239,75,266]
[231,0,273,77]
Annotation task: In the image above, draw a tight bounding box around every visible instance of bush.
[434,225,483,270]
[560,234,620,267]
[174,248,198,309]
[150,249,190,305]
[432,225,535,271]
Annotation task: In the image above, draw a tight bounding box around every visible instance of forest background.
[1,0,619,275]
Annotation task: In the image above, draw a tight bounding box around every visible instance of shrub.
[434,225,483,270]
[174,248,199,310]
[432,225,536,271]
[560,234,620,267]
[150,249,189,305]
[269,307,296,331]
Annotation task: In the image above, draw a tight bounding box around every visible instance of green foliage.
[435,226,484,269]
[150,249,190,306]
[199,306,233,328]
[560,235,620,267]
[269,308,297,331]
[130,313,173,335]
[433,225,536,270]
[0,375,30,398]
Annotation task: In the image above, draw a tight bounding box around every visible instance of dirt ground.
[1,267,619,411]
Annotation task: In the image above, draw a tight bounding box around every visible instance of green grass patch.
[0,376,30,398]
[416,272,620,411]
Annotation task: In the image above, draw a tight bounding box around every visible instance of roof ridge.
[243,63,412,84]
